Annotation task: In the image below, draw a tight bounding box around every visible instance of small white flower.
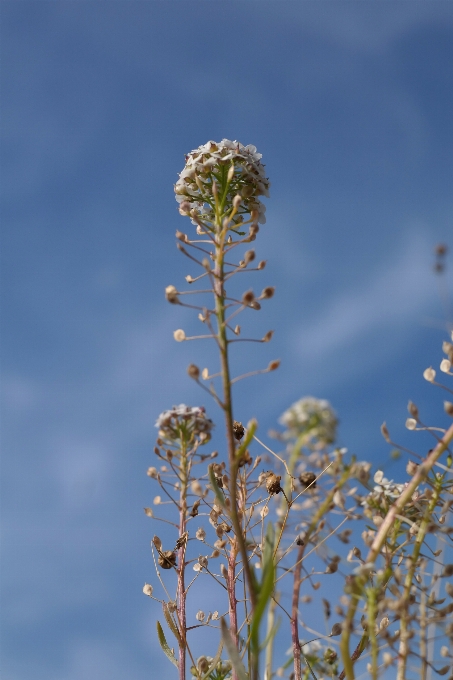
[373,470,384,484]
[153,496,162,505]
[143,583,153,597]
[405,418,417,430]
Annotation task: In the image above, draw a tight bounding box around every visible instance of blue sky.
[1,3,453,679]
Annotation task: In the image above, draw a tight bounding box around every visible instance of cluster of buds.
[155,404,214,444]
[279,396,338,445]
[174,139,270,228]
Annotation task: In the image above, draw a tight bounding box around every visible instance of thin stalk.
[264,596,277,680]
[212,193,257,679]
[367,587,378,680]
[396,482,442,680]
[420,582,428,680]
[177,439,189,680]
[291,543,305,680]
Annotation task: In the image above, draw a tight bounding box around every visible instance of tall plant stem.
[291,543,305,680]
[213,214,258,679]
[177,440,188,680]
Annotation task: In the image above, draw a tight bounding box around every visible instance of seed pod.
[158,551,177,569]
[299,471,317,489]
[233,421,245,440]
[265,472,282,495]
[190,499,201,517]
[187,364,200,380]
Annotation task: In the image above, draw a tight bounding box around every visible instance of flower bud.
[233,194,242,209]
[178,201,191,215]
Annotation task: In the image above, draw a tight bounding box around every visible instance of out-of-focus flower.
[155,404,214,444]
[362,470,426,522]
[175,139,270,227]
[279,397,337,445]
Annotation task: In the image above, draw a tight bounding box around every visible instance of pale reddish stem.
[291,543,305,680]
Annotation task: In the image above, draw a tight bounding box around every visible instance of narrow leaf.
[250,523,275,651]
[163,603,182,644]
[156,621,178,667]
[208,465,226,508]
[220,618,248,680]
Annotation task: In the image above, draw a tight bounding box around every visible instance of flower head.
[155,404,214,444]
[175,139,270,228]
[279,397,337,445]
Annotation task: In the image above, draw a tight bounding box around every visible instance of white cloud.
[293,230,436,359]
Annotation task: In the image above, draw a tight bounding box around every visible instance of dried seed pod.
[299,471,317,489]
[238,449,252,467]
[175,532,188,550]
[265,472,282,495]
[233,421,245,440]
[218,521,231,533]
[158,551,177,569]
[190,499,201,517]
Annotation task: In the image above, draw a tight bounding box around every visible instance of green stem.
[213,197,257,680]
[396,481,442,680]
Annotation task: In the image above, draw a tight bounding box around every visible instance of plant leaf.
[250,522,275,653]
[208,464,226,508]
[220,618,248,680]
[163,603,182,644]
[156,621,178,667]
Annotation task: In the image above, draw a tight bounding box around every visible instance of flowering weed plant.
[143,141,453,680]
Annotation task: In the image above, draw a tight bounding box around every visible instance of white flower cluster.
[155,404,214,441]
[371,470,405,500]
[362,470,425,521]
[174,139,270,227]
[279,397,337,444]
